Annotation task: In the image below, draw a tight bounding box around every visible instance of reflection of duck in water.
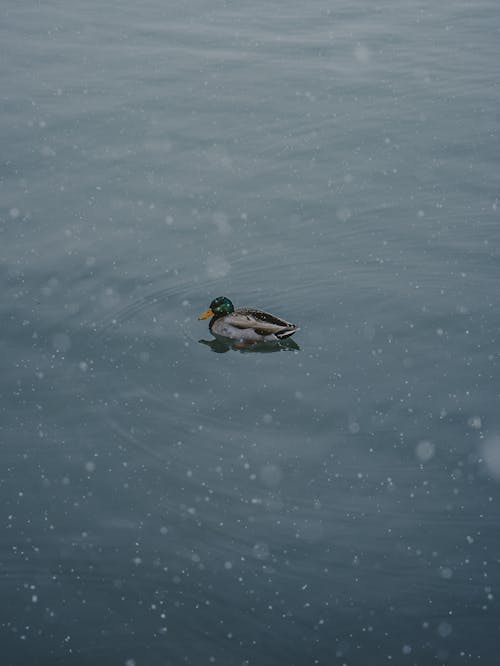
[198,296,299,343]
[199,336,300,354]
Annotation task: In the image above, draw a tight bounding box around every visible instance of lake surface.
[1,1,500,664]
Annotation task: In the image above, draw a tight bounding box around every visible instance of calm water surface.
[1,1,500,664]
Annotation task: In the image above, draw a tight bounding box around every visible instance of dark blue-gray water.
[1,1,500,664]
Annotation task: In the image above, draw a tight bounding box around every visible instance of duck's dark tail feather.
[276,326,299,339]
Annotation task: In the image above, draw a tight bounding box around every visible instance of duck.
[198,296,299,343]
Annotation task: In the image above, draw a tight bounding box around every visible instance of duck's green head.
[198,296,234,320]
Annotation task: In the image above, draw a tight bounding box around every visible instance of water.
[1,0,500,664]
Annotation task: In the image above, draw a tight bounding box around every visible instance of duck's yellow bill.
[198,308,213,320]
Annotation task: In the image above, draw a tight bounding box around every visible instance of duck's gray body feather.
[210,307,299,342]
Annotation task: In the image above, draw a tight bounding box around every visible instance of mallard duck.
[198,296,299,343]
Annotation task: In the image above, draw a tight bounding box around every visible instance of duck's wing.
[228,308,299,337]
